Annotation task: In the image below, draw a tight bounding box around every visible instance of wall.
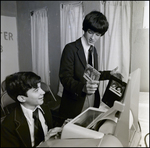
[1,1,17,17]
[131,1,149,92]
[1,1,19,84]
[15,1,102,96]
[1,1,149,94]
[16,1,67,95]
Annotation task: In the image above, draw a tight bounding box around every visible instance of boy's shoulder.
[1,103,21,126]
[65,38,81,47]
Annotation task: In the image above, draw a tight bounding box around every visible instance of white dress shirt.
[81,36,94,67]
[81,36,95,112]
[20,104,48,147]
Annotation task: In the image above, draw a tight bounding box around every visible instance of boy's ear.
[17,95,26,102]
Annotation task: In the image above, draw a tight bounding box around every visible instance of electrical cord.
[138,121,149,147]
[137,121,142,147]
[138,121,142,132]
[144,133,149,147]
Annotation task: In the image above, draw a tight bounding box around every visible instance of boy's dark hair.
[82,11,109,36]
[5,72,41,102]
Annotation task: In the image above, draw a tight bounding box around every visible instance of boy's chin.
[38,99,44,105]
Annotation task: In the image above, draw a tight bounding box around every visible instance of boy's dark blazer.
[59,38,111,119]
[1,103,53,147]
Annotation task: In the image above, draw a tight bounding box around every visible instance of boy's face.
[23,82,45,110]
[84,29,101,46]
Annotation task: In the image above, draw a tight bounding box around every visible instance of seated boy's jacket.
[1,103,53,147]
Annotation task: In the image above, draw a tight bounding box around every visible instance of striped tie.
[33,108,44,147]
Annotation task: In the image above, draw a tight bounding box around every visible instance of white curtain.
[99,1,132,98]
[31,7,50,85]
[57,1,84,97]
[143,1,149,29]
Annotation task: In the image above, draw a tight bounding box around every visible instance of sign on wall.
[1,16,19,84]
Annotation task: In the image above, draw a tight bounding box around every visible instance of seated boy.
[1,72,62,147]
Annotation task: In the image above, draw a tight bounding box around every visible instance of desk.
[38,92,149,147]
[38,135,123,147]
[38,138,101,147]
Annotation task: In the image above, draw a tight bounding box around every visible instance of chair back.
[1,80,6,93]
[41,82,50,92]
[1,91,16,122]
[41,82,57,101]
[1,91,15,112]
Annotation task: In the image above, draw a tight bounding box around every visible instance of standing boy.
[59,11,121,122]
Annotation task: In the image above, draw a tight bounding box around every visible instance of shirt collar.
[33,105,45,114]
[20,104,44,125]
[81,35,91,52]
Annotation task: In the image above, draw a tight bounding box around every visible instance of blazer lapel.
[14,105,32,147]
[76,38,87,68]
[41,104,53,130]
[14,104,52,147]
[75,38,98,70]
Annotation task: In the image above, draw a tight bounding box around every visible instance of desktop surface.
[37,138,101,147]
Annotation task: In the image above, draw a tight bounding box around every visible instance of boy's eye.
[88,29,101,36]
[87,30,93,34]
[96,33,100,36]
[33,88,39,92]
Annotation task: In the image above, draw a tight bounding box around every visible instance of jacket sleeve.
[99,70,111,80]
[59,44,85,95]
[1,121,24,147]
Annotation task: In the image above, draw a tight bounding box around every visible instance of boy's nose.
[40,88,45,94]
[91,34,96,39]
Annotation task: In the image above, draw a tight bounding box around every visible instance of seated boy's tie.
[33,108,44,147]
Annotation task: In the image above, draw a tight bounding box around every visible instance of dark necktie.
[88,46,93,66]
[33,108,45,147]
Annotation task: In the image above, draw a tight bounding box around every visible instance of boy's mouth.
[39,97,44,100]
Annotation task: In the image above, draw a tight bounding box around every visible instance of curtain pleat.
[31,8,50,85]
[99,1,132,100]
[57,2,83,97]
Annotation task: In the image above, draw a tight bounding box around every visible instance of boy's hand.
[82,80,99,95]
[45,127,62,141]
[110,67,124,80]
